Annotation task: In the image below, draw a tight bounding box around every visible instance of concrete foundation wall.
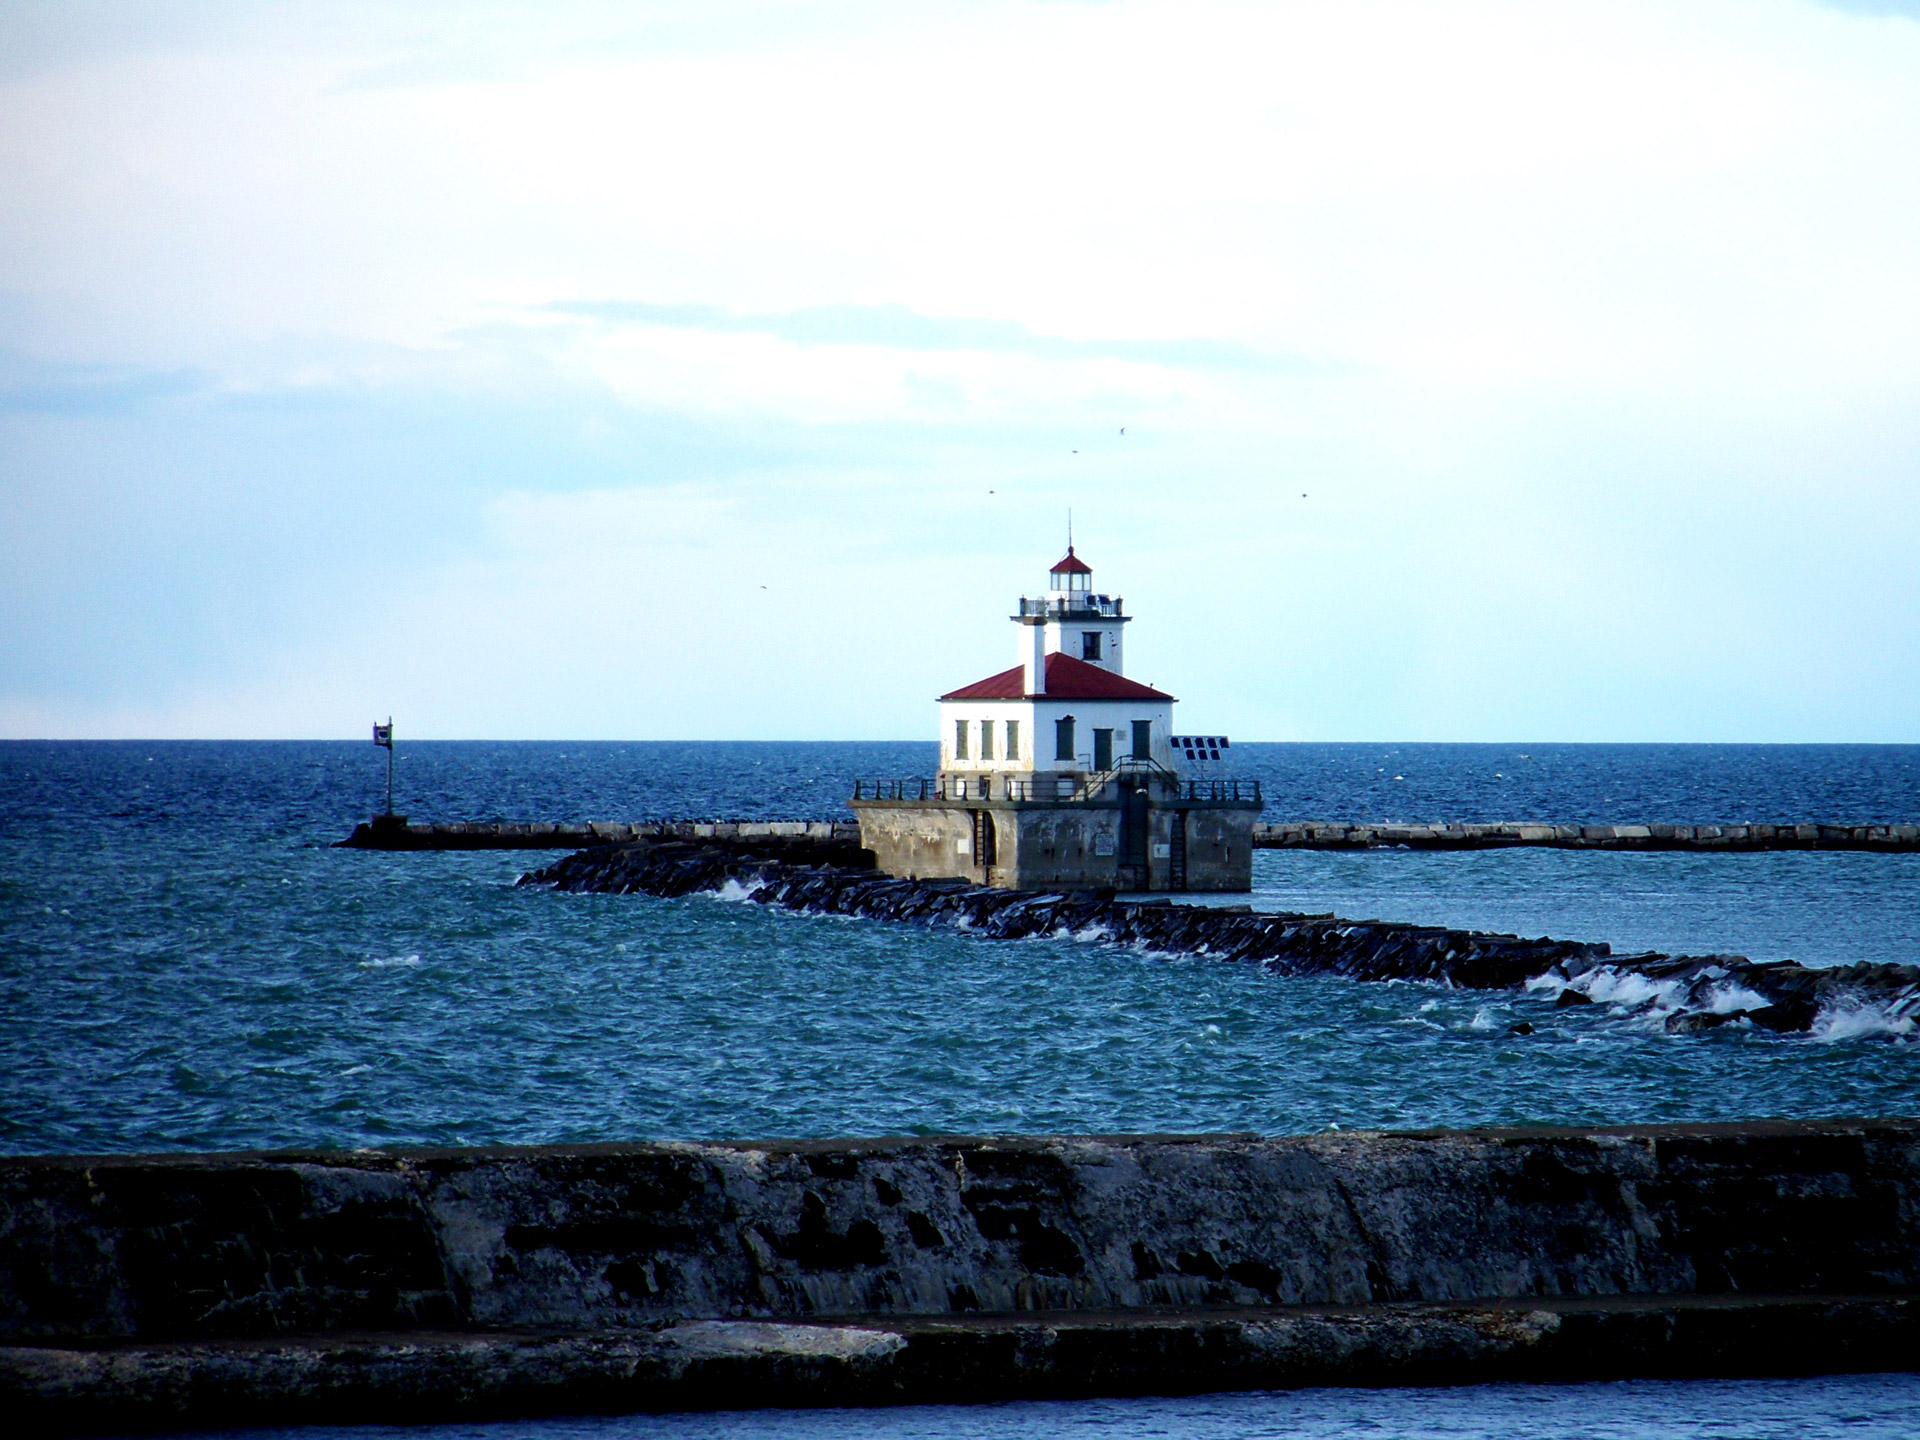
[855,803,1258,892]
[850,806,981,883]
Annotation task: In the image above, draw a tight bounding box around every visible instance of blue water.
[171,1373,1920,1440]
[5,742,1918,1436]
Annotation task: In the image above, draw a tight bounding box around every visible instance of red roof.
[940,651,1174,702]
[1049,547,1093,575]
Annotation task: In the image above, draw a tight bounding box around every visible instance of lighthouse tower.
[851,546,1262,892]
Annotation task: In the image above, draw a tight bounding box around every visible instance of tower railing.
[851,773,1261,805]
[1013,594,1125,619]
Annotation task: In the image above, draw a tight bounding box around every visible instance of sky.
[2,0,1918,742]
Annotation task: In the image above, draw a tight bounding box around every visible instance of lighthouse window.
[1092,728,1113,771]
[1081,631,1102,660]
[1055,716,1075,762]
[1132,719,1152,760]
[954,719,968,761]
[979,720,994,760]
[1005,719,1020,760]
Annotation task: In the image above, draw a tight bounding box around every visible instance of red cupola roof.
[1049,547,1093,575]
[940,651,1173,702]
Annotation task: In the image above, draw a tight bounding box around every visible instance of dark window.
[1082,631,1102,660]
[979,720,994,760]
[954,719,968,761]
[1055,715,1076,762]
[1132,719,1152,760]
[1093,728,1113,771]
[1005,719,1019,759]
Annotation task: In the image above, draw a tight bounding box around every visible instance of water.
[4,741,1917,1437]
[178,1372,1920,1440]
[2,740,1916,1155]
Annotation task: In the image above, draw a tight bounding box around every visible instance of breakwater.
[338,817,1920,852]
[1252,820,1920,851]
[338,818,863,850]
[4,1120,1917,1433]
[522,837,1920,1037]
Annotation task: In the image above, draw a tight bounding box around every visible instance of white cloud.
[3,0,1919,739]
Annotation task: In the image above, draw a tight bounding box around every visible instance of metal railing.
[852,774,1261,804]
[1013,594,1126,619]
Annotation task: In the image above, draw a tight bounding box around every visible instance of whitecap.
[359,954,421,969]
[708,877,766,903]
[340,1064,372,1076]
[1468,1007,1499,1031]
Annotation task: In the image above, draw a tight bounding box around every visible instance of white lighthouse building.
[852,547,1261,892]
[936,547,1174,800]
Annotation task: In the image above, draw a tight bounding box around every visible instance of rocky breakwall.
[523,839,1920,1038]
[4,1121,1919,1433]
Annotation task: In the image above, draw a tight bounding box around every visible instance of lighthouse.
[852,547,1262,892]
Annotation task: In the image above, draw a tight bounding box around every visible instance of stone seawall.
[523,839,1920,1037]
[337,819,1920,852]
[338,819,866,851]
[1253,821,1920,851]
[3,1121,1918,1432]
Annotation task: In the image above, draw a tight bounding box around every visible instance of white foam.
[359,954,420,969]
[708,877,766,903]
[340,1064,372,1076]
[1469,1007,1499,1031]
[1811,1000,1917,1043]
[1578,968,1681,1012]
[1697,980,1770,1015]
[1072,924,1113,944]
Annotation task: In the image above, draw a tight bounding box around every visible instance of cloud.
[0,359,211,415]
[1810,0,1920,18]
[4,1,1920,739]
[546,300,1317,374]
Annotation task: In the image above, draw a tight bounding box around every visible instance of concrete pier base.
[9,1294,1916,1435]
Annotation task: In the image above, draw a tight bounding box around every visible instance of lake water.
[2,740,1916,1437]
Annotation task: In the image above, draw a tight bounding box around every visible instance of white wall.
[939,698,1175,773]
[939,700,1038,770]
[1042,614,1126,675]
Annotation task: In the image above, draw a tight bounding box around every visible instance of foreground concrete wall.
[5,1121,1919,1342]
[4,1121,1918,1431]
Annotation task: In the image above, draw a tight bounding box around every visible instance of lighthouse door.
[1116,778,1150,889]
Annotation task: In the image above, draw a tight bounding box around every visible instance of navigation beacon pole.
[373,717,394,818]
